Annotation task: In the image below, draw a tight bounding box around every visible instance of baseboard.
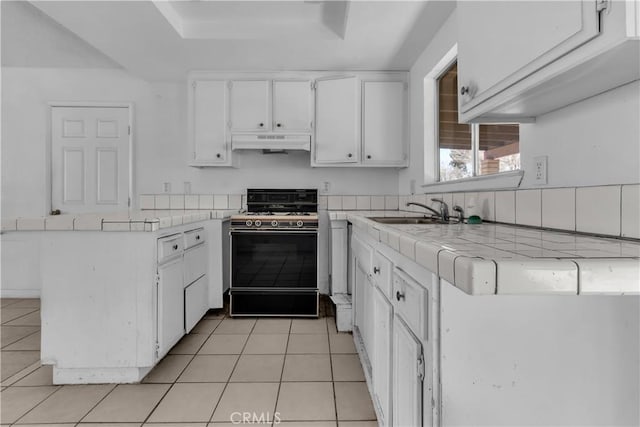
[0,289,41,298]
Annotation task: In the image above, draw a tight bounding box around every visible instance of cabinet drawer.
[185,275,208,333]
[158,234,183,264]
[392,268,428,341]
[184,243,207,286]
[372,251,393,299]
[184,228,205,249]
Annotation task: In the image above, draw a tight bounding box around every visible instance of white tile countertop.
[330,211,640,296]
[1,209,240,232]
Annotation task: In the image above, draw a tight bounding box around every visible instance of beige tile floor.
[0,298,377,427]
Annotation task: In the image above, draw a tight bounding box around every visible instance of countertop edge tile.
[454,257,497,295]
[328,211,638,296]
[574,258,640,295]
[495,259,578,295]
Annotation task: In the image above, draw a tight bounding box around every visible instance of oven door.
[230,230,318,289]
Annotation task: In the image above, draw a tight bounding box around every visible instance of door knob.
[373,267,380,274]
[396,291,405,301]
[347,153,353,158]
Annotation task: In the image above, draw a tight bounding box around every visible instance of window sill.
[421,170,524,193]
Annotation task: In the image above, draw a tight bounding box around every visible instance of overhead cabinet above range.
[229,79,313,133]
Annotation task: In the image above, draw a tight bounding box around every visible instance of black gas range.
[229,189,319,317]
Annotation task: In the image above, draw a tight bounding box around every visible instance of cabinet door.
[229,80,270,132]
[314,76,360,164]
[354,256,367,340]
[157,258,184,359]
[185,275,208,333]
[191,80,230,165]
[362,81,407,166]
[393,315,423,427]
[363,274,374,358]
[373,287,393,427]
[458,0,600,111]
[273,80,312,132]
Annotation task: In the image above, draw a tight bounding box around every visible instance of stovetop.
[246,188,318,214]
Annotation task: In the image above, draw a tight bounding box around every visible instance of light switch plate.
[534,156,547,184]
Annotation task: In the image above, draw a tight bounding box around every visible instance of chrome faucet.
[452,205,464,223]
[429,198,450,222]
[405,202,441,218]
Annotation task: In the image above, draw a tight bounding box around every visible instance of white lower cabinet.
[392,314,424,427]
[372,286,393,427]
[157,256,185,359]
[157,228,209,359]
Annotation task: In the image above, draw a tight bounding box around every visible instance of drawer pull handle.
[460,86,470,95]
[396,291,405,301]
[172,244,178,250]
[196,235,201,240]
[373,267,380,274]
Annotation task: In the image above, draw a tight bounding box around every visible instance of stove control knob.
[296,220,304,228]
[271,220,278,227]
[245,220,253,227]
[255,220,262,227]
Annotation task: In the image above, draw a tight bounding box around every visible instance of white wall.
[1,67,398,217]
[519,81,640,188]
[400,7,640,194]
[399,9,458,195]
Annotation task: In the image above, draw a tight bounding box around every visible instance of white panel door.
[229,80,270,132]
[192,80,229,164]
[393,315,423,427]
[362,81,406,166]
[272,80,312,132]
[373,286,393,427]
[314,76,360,164]
[51,106,130,214]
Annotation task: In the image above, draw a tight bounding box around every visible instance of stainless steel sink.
[368,216,458,225]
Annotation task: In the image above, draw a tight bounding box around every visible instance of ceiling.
[7,0,455,81]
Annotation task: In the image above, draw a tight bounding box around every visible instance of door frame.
[47,102,134,214]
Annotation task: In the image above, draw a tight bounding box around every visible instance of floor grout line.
[1,299,373,426]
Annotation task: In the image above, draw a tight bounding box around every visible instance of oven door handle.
[230,230,318,235]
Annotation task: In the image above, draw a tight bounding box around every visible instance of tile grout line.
[272,318,293,427]
[74,383,118,425]
[1,328,42,352]
[207,315,257,424]
[1,307,41,326]
[327,315,340,424]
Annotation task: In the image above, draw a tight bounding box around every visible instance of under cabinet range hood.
[231,134,311,152]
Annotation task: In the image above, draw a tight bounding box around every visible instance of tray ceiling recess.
[153,1,350,40]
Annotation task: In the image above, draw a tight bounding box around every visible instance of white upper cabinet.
[190,80,231,166]
[272,80,313,132]
[229,80,270,132]
[458,0,640,123]
[229,79,312,133]
[189,71,409,167]
[362,80,407,166]
[314,76,360,164]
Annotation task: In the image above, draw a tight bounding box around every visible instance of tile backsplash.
[403,184,639,239]
[139,184,639,239]
[138,194,400,212]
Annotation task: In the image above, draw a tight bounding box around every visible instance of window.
[437,62,520,182]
